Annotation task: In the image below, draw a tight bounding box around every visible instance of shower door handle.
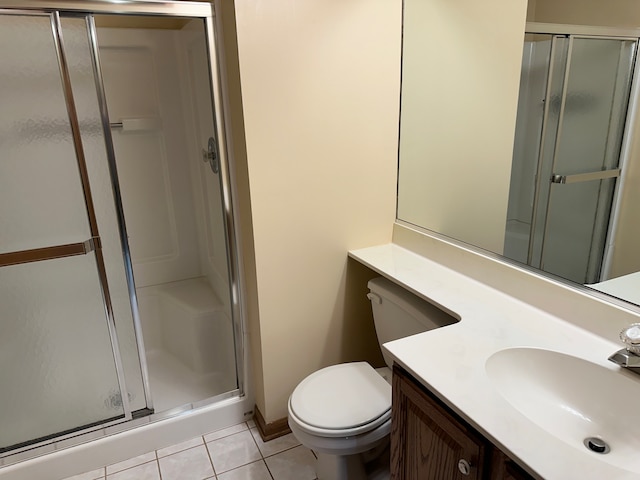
[551,168,620,184]
[201,136,219,174]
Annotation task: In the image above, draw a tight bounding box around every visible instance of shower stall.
[0,1,247,471]
[505,26,638,284]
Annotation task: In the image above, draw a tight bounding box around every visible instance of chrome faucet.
[608,323,640,371]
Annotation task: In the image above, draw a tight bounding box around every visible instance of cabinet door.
[391,367,486,480]
[490,449,535,480]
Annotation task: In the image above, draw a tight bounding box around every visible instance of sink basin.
[485,347,640,472]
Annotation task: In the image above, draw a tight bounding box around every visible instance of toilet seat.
[289,362,391,438]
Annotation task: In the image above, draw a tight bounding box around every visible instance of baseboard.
[253,405,291,442]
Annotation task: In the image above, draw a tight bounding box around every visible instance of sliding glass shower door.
[0,12,135,452]
[506,33,637,284]
[0,2,245,462]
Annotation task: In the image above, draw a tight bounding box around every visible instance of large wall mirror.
[398,0,640,307]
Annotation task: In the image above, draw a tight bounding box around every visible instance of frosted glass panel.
[0,15,91,254]
[554,38,636,175]
[0,253,124,450]
[504,35,553,264]
[61,17,147,412]
[529,36,569,269]
[542,38,635,284]
[543,179,616,283]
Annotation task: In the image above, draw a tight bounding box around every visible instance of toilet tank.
[367,277,458,368]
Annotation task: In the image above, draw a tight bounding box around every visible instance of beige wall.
[396,0,528,254]
[231,0,400,422]
[215,0,266,413]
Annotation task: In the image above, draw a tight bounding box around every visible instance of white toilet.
[288,277,457,480]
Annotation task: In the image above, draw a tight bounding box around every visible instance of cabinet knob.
[458,459,471,476]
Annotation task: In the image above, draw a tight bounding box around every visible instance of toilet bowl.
[288,277,458,480]
[288,362,392,480]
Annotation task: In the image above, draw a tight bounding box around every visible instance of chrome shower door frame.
[523,24,639,284]
[0,8,133,455]
[0,0,246,461]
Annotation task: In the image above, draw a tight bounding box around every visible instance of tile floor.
[62,420,317,480]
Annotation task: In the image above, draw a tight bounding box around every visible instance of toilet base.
[316,452,367,480]
[314,439,390,480]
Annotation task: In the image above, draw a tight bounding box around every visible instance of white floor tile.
[106,461,160,480]
[204,422,248,443]
[157,436,204,458]
[217,460,272,480]
[158,445,214,480]
[246,419,256,428]
[62,467,105,480]
[106,452,156,475]
[58,422,317,480]
[265,446,316,480]
[207,429,261,473]
[249,428,300,457]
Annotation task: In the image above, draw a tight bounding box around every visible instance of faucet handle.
[620,324,640,355]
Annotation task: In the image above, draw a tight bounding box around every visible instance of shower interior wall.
[94,21,237,413]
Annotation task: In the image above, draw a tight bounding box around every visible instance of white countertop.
[591,271,640,307]
[349,243,639,480]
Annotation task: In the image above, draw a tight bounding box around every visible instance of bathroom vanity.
[392,365,531,480]
[349,238,640,480]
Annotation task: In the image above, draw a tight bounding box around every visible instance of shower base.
[137,277,237,414]
[145,348,229,412]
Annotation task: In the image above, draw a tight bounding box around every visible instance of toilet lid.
[289,362,391,430]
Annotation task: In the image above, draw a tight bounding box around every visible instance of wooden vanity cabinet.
[391,366,535,480]
[489,450,535,480]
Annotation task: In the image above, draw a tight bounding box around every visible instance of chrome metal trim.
[0,242,89,267]
[551,168,621,184]
[538,35,575,271]
[0,1,211,17]
[608,348,640,369]
[52,13,100,235]
[83,237,96,252]
[205,12,245,395]
[86,15,154,412]
[527,22,640,39]
[571,34,639,42]
[527,34,560,267]
[51,11,132,420]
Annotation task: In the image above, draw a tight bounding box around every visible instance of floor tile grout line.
[247,426,303,459]
[262,460,276,480]
[102,421,274,480]
[106,458,157,477]
[79,421,262,480]
[154,450,161,480]
[202,434,218,479]
[246,427,275,480]
[203,424,249,445]
[156,441,202,460]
